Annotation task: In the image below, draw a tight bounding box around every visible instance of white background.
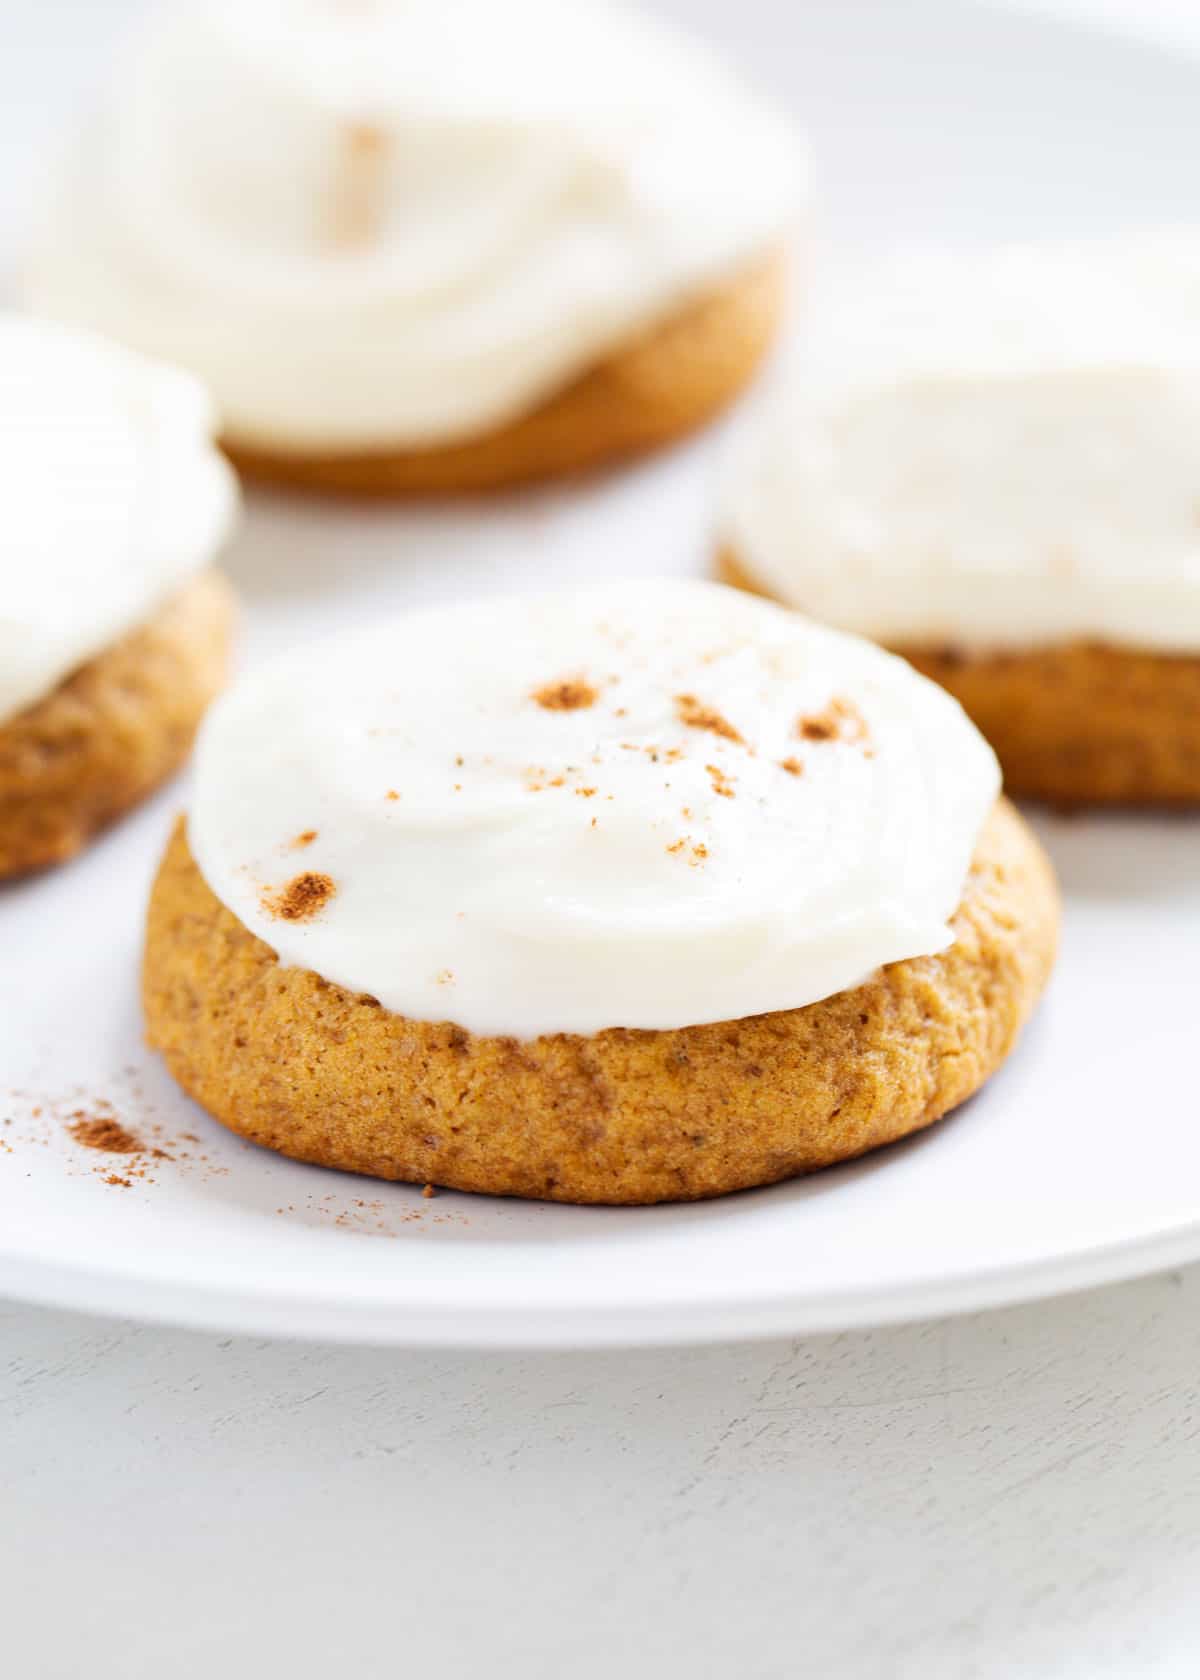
[4,2,1200,1675]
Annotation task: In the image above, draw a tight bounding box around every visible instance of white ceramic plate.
[2,0,1199,1347]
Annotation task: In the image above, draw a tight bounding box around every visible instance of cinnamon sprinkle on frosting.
[532,677,597,711]
[675,693,744,743]
[797,695,871,748]
[263,871,336,922]
[328,121,391,248]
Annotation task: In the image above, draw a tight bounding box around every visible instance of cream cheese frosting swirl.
[721,236,1200,656]
[189,580,999,1037]
[0,314,237,726]
[27,0,806,452]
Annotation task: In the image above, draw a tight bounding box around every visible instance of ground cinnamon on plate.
[68,1115,142,1154]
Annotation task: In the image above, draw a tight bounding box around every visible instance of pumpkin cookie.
[718,552,1200,807]
[28,0,805,493]
[144,581,1057,1204]
[1,571,235,878]
[0,315,238,877]
[717,237,1200,806]
[225,251,788,496]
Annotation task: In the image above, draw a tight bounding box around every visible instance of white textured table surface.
[6,1269,1200,1679]
[6,3,1200,1675]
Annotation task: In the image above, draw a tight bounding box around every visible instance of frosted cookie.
[29,0,806,495]
[0,316,237,878]
[718,237,1200,805]
[143,581,1057,1205]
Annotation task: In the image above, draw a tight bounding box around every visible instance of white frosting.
[722,236,1200,654]
[189,580,998,1038]
[0,314,237,726]
[27,0,805,452]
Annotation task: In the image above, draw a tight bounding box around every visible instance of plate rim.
[4,1204,1200,1346]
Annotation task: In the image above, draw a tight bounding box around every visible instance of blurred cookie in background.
[719,235,1200,805]
[0,315,237,877]
[28,0,809,496]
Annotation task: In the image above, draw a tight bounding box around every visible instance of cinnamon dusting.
[797,696,872,749]
[262,872,337,923]
[68,1115,142,1154]
[533,678,597,712]
[328,121,391,247]
[675,693,744,744]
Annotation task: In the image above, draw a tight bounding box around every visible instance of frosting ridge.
[28,0,806,450]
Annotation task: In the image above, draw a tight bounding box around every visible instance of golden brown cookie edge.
[0,569,237,878]
[717,546,1200,807]
[142,800,1058,1204]
[225,247,790,497]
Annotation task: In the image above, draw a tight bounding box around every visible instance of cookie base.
[225,249,788,497]
[717,548,1200,807]
[0,570,236,878]
[142,800,1057,1205]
